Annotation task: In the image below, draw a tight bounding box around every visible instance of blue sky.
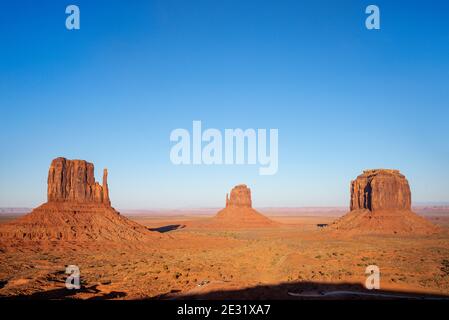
[1,0,448,209]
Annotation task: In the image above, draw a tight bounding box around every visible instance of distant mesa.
[331,169,439,235]
[225,184,252,208]
[212,184,277,228]
[0,157,158,241]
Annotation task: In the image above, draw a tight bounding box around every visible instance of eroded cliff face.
[331,169,438,236]
[350,169,411,212]
[211,184,277,229]
[0,157,159,241]
[47,157,110,205]
[225,184,252,208]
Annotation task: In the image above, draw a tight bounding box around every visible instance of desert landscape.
[0,158,448,300]
[1,1,448,308]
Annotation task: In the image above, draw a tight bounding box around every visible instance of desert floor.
[0,212,448,299]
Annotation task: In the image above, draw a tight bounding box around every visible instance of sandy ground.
[0,212,448,299]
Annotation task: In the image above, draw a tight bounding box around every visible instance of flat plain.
[1,208,448,300]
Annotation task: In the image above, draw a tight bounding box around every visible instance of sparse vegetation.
[1,213,448,299]
[441,260,449,276]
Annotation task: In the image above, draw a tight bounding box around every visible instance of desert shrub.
[441,260,449,276]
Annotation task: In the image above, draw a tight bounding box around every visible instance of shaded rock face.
[350,169,411,212]
[226,184,252,208]
[47,157,110,205]
[330,169,438,236]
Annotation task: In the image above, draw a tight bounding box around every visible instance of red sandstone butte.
[0,157,157,241]
[213,184,277,228]
[225,184,252,208]
[331,169,439,235]
[350,169,411,212]
[47,157,110,205]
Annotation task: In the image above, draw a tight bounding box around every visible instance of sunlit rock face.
[47,157,110,205]
[226,184,252,208]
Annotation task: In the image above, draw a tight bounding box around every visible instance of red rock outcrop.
[0,157,158,241]
[226,184,252,208]
[47,157,110,205]
[211,185,277,229]
[350,169,411,211]
[331,169,439,236]
[0,202,152,241]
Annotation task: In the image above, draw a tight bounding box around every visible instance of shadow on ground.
[0,285,127,300]
[2,281,448,300]
[153,281,449,300]
[148,224,186,233]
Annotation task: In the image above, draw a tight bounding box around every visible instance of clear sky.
[1,0,448,209]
